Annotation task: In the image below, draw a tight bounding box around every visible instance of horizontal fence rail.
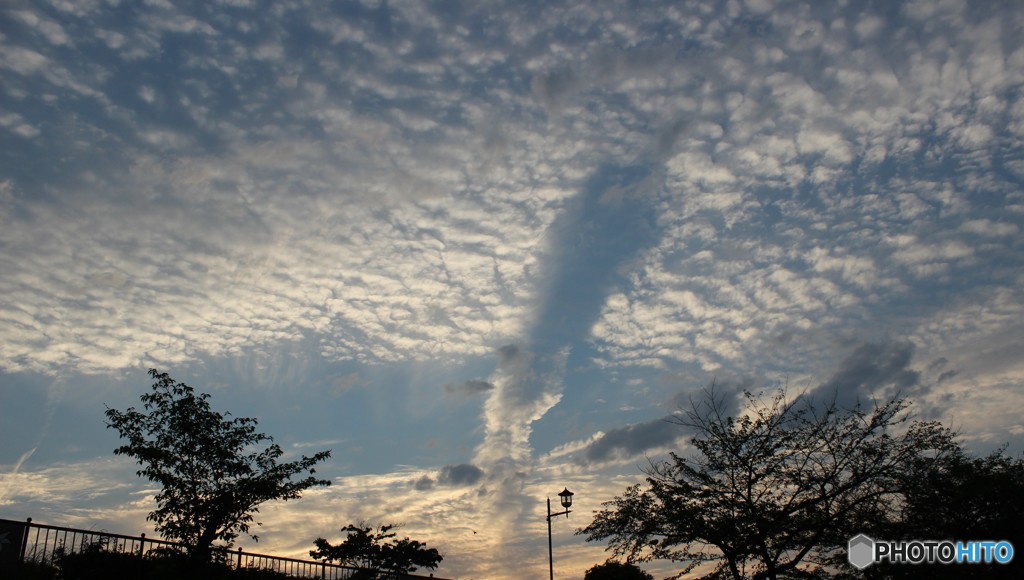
[0,518,445,579]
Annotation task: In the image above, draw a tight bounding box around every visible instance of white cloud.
[960,219,1020,237]
[888,236,974,267]
[854,14,886,39]
[10,10,71,46]
[0,46,50,75]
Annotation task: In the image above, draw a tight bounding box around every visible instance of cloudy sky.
[2,0,1023,577]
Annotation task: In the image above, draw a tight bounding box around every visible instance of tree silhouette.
[309,523,443,578]
[578,385,959,579]
[105,369,332,563]
[584,560,654,580]
[847,444,1024,579]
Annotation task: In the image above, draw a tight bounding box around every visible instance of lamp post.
[546,487,574,580]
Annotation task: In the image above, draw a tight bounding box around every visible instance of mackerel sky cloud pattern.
[2,1,1024,578]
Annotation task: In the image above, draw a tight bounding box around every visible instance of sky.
[1,0,1023,578]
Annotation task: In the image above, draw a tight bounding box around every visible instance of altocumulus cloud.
[3,1,1024,578]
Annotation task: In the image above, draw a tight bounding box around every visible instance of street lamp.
[547,487,574,580]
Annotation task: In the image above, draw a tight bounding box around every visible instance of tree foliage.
[309,523,443,578]
[578,385,959,579]
[584,560,655,580]
[895,444,1024,542]
[105,369,332,562]
[851,444,1024,579]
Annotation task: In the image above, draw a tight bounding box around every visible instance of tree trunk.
[191,524,220,564]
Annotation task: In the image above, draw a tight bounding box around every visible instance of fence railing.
[0,518,444,579]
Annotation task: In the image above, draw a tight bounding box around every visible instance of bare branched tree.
[578,384,958,579]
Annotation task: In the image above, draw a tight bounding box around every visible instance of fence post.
[322,561,326,580]
[237,546,243,569]
[138,533,146,580]
[19,518,31,563]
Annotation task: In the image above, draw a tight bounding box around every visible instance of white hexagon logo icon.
[848,534,875,569]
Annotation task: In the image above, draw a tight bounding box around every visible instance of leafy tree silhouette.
[584,560,654,580]
[310,523,442,578]
[845,444,1024,579]
[105,369,332,563]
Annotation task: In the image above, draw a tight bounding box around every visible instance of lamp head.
[558,487,574,509]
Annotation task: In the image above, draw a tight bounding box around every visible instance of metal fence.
[0,518,444,579]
